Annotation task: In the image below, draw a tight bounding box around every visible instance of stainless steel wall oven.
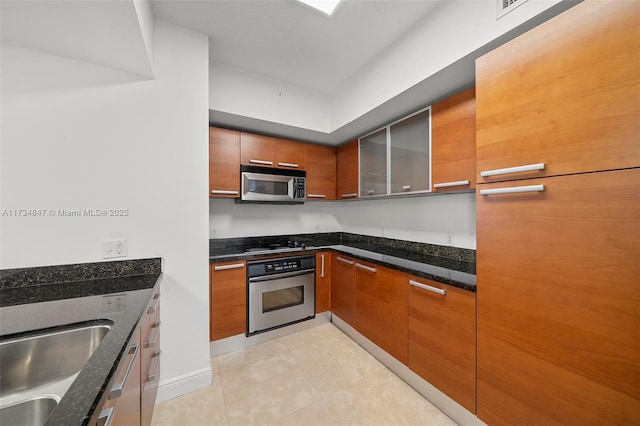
[247,255,315,335]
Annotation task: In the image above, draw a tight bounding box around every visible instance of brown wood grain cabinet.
[408,276,476,413]
[140,289,161,426]
[315,251,331,313]
[330,253,356,327]
[336,139,359,199]
[476,0,640,183]
[274,137,304,170]
[210,261,247,341]
[209,127,240,198]
[240,132,276,167]
[304,143,336,200]
[104,328,141,426]
[431,87,476,192]
[355,261,408,364]
[476,1,640,424]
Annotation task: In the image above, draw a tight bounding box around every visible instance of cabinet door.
[210,261,247,340]
[107,327,141,426]
[315,252,331,313]
[359,129,388,197]
[140,288,160,426]
[476,0,640,182]
[209,127,240,198]
[336,140,358,200]
[408,276,476,413]
[355,261,407,364]
[476,169,640,425]
[330,253,356,326]
[304,143,336,200]
[274,138,304,170]
[432,87,476,192]
[240,132,275,167]
[389,108,431,194]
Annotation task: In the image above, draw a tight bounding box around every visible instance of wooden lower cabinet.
[355,261,407,364]
[210,261,247,341]
[105,328,142,426]
[330,253,356,326]
[315,252,331,313]
[140,289,161,426]
[476,169,640,425]
[408,276,476,413]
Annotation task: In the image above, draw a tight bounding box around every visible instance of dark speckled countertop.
[209,233,476,291]
[0,258,161,426]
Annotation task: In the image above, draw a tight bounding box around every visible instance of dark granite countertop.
[0,259,161,426]
[209,233,476,291]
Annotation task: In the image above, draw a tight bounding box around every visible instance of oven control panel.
[266,259,300,272]
[247,255,315,278]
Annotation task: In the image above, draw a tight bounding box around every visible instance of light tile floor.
[151,323,457,426]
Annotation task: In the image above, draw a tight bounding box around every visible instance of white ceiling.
[151,0,443,96]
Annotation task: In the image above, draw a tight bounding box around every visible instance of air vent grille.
[497,0,529,18]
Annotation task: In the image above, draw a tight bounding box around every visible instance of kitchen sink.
[0,397,58,426]
[0,321,112,398]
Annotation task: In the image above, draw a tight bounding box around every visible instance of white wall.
[1,20,211,401]
[209,192,476,250]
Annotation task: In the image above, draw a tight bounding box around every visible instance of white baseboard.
[331,314,486,426]
[210,312,332,356]
[155,366,213,404]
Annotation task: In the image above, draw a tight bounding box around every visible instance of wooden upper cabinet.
[304,143,336,200]
[476,0,640,183]
[408,276,476,413]
[209,127,240,198]
[240,132,276,167]
[431,87,476,192]
[274,138,304,170]
[336,139,359,200]
[355,261,408,364]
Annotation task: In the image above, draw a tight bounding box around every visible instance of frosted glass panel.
[359,128,387,197]
[389,109,430,193]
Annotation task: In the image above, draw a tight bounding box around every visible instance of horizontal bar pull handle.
[341,193,357,199]
[402,185,411,191]
[110,343,140,399]
[433,180,470,188]
[146,350,161,383]
[480,162,545,177]
[214,263,245,271]
[147,294,160,314]
[307,194,326,199]
[356,263,377,273]
[277,162,299,168]
[211,189,239,195]
[480,184,545,196]
[409,280,446,295]
[146,322,161,348]
[336,256,354,265]
[249,159,273,166]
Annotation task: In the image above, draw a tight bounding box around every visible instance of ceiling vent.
[497,0,529,19]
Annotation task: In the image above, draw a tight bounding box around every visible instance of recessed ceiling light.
[296,0,342,16]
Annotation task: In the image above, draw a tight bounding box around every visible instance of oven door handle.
[248,268,316,282]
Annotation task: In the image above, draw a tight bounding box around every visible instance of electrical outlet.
[102,239,127,259]
[102,294,126,313]
[445,233,455,246]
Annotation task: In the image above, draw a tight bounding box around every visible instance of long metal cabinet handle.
[277,162,299,168]
[480,184,545,196]
[480,162,545,177]
[409,280,446,295]
[146,350,161,383]
[356,263,377,273]
[341,193,357,198]
[214,263,245,271]
[110,343,140,399]
[336,256,354,265]
[147,294,160,314]
[321,254,325,278]
[307,194,326,198]
[146,322,161,348]
[98,407,115,426]
[211,189,239,195]
[249,159,273,166]
[433,180,470,188]
[402,185,411,191]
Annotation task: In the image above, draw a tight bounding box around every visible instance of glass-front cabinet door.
[389,108,431,194]
[359,128,388,197]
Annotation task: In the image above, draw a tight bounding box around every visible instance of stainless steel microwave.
[239,165,306,204]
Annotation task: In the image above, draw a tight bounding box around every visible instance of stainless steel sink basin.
[0,397,58,426]
[0,321,111,397]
